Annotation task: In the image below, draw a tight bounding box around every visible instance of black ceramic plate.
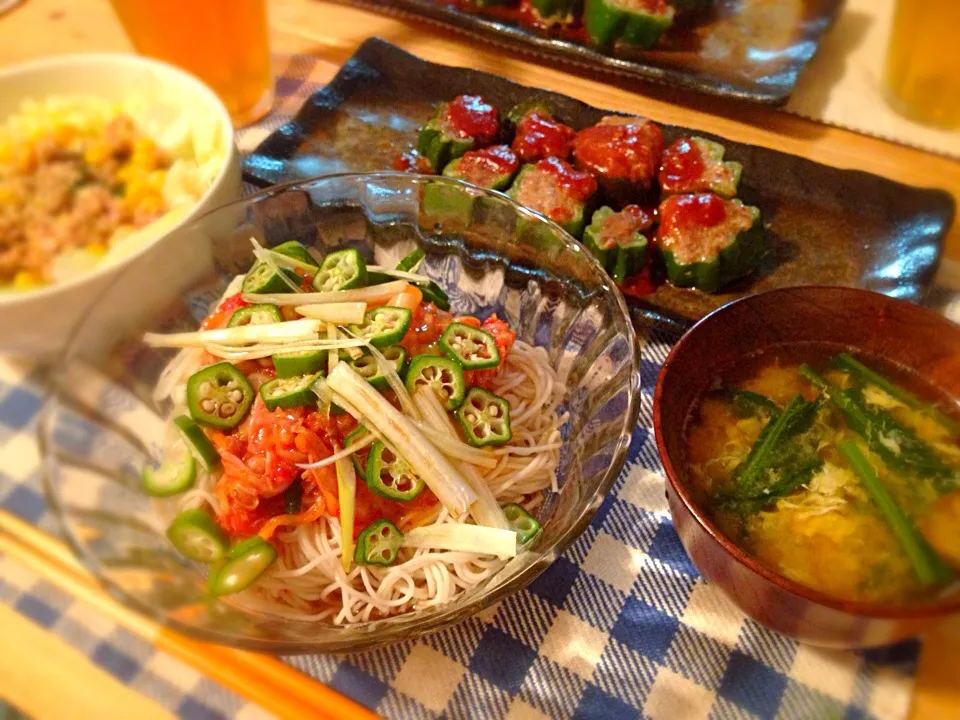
[244,38,954,328]
[349,0,843,104]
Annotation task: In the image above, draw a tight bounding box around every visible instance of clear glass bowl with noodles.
[40,173,641,653]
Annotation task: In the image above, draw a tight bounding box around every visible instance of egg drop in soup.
[684,345,960,605]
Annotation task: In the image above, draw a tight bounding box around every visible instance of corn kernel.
[15,148,36,173]
[116,164,137,184]
[53,124,75,146]
[138,194,165,215]
[132,137,165,171]
[124,179,148,203]
[85,243,108,257]
[132,136,156,155]
[83,141,111,167]
[0,186,18,205]
[12,270,41,289]
[147,169,167,191]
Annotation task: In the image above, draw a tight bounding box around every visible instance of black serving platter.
[349,0,843,105]
[244,38,954,327]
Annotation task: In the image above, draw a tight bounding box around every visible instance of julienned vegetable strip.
[335,446,357,573]
[203,338,366,362]
[294,303,367,324]
[348,334,421,420]
[411,421,499,469]
[414,388,511,530]
[837,440,953,587]
[327,362,478,515]
[833,353,960,436]
[327,325,339,376]
[297,433,376,470]
[244,280,409,306]
[402,524,518,557]
[144,319,323,348]
[368,264,431,284]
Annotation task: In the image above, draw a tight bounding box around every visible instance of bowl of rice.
[0,53,239,356]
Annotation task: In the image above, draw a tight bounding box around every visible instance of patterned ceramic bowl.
[39,173,640,652]
[0,53,240,357]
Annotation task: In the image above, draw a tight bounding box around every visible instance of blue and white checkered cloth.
[274,333,921,720]
[0,338,922,720]
[0,51,944,720]
[0,370,273,720]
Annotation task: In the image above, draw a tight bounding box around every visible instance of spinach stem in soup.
[726,389,778,419]
[838,440,953,587]
[731,394,822,497]
[833,353,960,438]
[799,365,956,487]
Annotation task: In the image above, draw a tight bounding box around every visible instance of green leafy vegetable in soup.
[685,349,960,604]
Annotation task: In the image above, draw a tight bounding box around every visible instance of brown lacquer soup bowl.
[653,286,960,648]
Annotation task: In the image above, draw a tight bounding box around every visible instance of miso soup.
[684,345,960,605]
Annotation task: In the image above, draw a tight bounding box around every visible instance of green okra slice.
[226,303,282,328]
[272,240,319,268]
[259,373,322,412]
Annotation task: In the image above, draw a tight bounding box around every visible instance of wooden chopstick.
[0,510,378,720]
[0,603,175,720]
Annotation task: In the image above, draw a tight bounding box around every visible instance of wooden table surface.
[0,0,958,718]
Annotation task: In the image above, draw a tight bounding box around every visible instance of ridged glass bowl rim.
[39,172,643,653]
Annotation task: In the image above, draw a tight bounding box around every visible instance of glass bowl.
[39,173,640,653]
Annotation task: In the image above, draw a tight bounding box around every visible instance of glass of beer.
[109,0,274,127]
[884,0,960,129]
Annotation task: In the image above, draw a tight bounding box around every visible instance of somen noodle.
[145,245,566,624]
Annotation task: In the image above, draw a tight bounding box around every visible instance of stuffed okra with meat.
[655,193,765,291]
[416,95,501,170]
[659,136,742,197]
[421,145,520,222]
[508,100,576,162]
[528,0,581,25]
[572,115,664,202]
[584,0,676,49]
[582,205,652,282]
[507,157,598,238]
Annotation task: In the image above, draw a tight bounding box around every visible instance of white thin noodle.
[166,339,565,624]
